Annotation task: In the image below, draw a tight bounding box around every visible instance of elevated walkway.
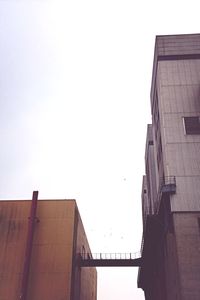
[78,252,142,267]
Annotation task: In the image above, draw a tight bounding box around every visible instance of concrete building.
[138,34,200,300]
[0,197,97,300]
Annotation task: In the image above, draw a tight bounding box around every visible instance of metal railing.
[156,175,176,213]
[78,251,142,267]
[163,176,176,186]
[80,252,141,260]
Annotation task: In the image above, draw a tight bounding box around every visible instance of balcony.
[155,176,176,213]
[160,176,176,194]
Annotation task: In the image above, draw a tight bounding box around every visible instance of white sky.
[0,0,200,299]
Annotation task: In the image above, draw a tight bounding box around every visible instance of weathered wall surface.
[0,199,96,300]
[27,200,75,300]
[174,212,200,300]
[141,34,200,300]
[164,227,181,300]
[0,201,29,300]
[72,205,97,300]
[156,59,200,211]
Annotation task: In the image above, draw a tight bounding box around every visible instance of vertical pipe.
[20,191,38,300]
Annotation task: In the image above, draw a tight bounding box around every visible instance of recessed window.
[183,116,200,134]
[197,217,200,237]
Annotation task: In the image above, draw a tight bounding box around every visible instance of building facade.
[0,199,97,300]
[138,34,200,300]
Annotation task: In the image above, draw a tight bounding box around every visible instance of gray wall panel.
[156,59,200,211]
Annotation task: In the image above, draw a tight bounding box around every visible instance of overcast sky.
[1,0,200,299]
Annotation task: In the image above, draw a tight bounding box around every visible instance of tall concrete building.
[0,197,97,300]
[138,34,200,300]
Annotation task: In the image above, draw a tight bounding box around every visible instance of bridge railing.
[79,252,141,260]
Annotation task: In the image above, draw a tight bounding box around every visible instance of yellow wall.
[27,200,75,300]
[71,205,97,300]
[0,199,97,300]
[0,201,29,300]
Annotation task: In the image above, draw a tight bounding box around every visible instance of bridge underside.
[79,258,142,267]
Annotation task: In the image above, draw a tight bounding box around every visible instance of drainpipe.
[20,191,39,300]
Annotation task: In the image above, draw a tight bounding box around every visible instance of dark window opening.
[197,217,200,232]
[82,245,86,258]
[184,116,200,134]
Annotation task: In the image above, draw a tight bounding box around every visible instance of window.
[184,116,200,134]
[197,217,200,232]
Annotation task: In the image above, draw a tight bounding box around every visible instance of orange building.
[0,197,97,300]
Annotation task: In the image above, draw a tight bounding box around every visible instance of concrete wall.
[141,34,200,300]
[164,231,181,300]
[174,212,200,300]
[150,34,200,107]
[155,58,200,211]
[155,34,200,57]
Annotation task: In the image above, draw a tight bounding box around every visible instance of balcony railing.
[160,176,176,193]
[155,175,176,213]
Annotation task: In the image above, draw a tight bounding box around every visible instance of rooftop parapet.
[150,33,200,110]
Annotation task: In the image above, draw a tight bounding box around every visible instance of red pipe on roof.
[19,191,39,300]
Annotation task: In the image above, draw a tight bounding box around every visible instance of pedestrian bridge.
[78,252,142,267]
